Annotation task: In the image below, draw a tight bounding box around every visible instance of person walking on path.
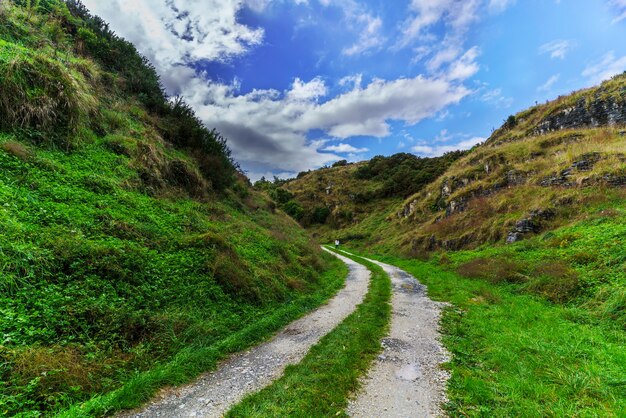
[335,239,340,249]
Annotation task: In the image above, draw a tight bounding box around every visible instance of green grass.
[344,246,626,417]
[0,3,346,415]
[54,259,347,417]
[0,132,349,416]
[225,248,391,417]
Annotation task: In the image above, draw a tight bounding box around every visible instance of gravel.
[118,248,370,418]
[345,254,451,418]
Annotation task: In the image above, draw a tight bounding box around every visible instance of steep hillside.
[0,2,342,416]
[275,152,465,244]
[398,73,626,252]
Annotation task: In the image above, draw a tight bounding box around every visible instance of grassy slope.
[281,152,463,247]
[227,249,391,418]
[0,2,345,416]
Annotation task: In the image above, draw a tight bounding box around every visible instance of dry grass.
[457,257,527,284]
[1,140,31,160]
[524,261,581,303]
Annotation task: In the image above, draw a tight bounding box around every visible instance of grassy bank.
[226,248,391,417]
[54,257,347,417]
[345,245,626,416]
[0,2,345,416]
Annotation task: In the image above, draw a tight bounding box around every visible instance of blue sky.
[82,0,626,180]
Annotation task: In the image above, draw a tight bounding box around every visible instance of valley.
[1,0,626,417]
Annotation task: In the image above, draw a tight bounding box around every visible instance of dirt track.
[344,252,451,418]
[118,248,370,418]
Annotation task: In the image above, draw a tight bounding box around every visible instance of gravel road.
[345,252,451,418]
[118,248,370,418]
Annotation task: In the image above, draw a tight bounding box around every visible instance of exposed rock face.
[540,152,602,187]
[533,96,626,136]
[506,208,556,243]
[505,170,528,186]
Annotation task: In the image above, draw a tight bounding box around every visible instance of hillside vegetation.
[271,152,465,243]
[0,2,343,416]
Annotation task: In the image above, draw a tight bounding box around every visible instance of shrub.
[0,42,96,145]
[283,200,304,220]
[457,257,527,284]
[524,261,581,303]
[332,159,348,167]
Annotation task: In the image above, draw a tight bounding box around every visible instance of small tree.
[504,115,517,130]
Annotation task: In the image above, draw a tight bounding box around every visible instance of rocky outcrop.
[506,208,556,243]
[533,96,626,136]
[540,152,602,187]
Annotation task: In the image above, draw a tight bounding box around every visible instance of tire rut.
[344,252,451,418]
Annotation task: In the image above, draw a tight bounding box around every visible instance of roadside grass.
[53,258,347,417]
[345,247,626,417]
[226,248,391,418]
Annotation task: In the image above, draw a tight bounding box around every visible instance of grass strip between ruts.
[226,247,391,417]
[54,259,348,418]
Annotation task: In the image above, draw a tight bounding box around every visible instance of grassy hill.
[270,152,465,245]
[0,1,344,415]
[280,72,626,309]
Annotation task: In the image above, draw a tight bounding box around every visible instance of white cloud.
[412,136,485,157]
[582,51,626,84]
[607,0,626,23]
[323,143,369,153]
[181,73,469,173]
[339,74,363,89]
[287,77,327,101]
[400,0,480,48]
[296,76,470,138]
[399,0,482,83]
[343,14,385,56]
[539,39,574,60]
[538,74,560,92]
[488,0,517,13]
[446,47,481,80]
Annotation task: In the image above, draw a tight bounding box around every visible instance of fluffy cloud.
[323,143,369,153]
[412,136,485,157]
[83,0,474,176]
[539,40,574,60]
[185,74,470,171]
[582,51,626,84]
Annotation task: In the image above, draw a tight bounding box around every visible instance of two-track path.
[119,248,370,418]
[343,251,451,418]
